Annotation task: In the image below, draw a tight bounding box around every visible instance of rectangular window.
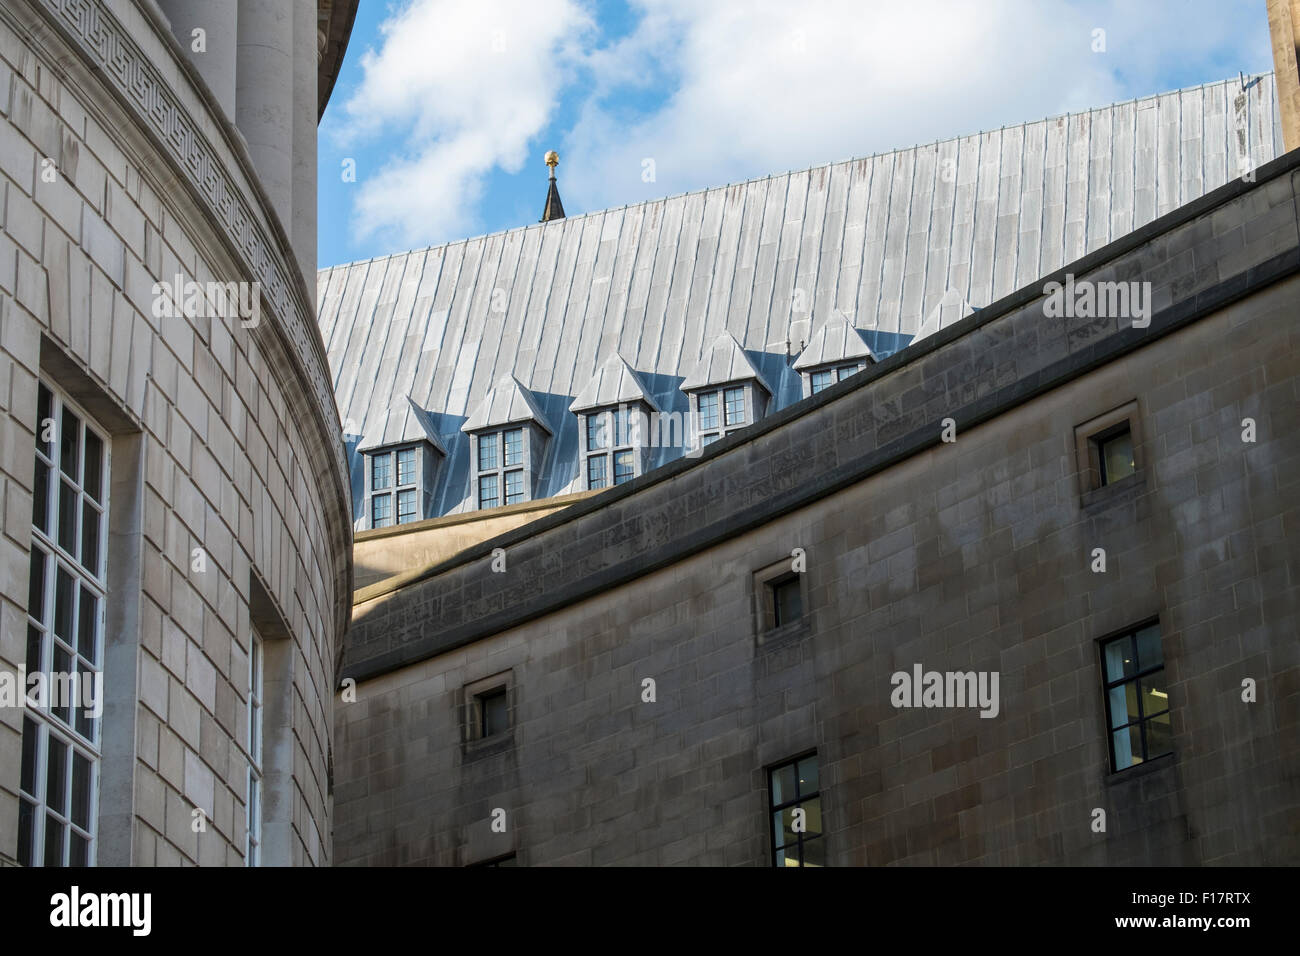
[836,364,861,382]
[246,632,263,866]
[19,382,107,867]
[586,414,607,452]
[502,428,523,467]
[370,493,392,528]
[769,754,822,867]
[810,370,833,394]
[478,688,509,738]
[587,455,607,489]
[772,576,803,627]
[614,407,633,447]
[478,434,499,472]
[478,474,500,509]
[1101,623,1171,772]
[1098,428,1135,486]
[613,451,634,485]
[504,470,525,504]
[396,447,417,486]
[396,489,418,524]
[698,392,719,431]
[371,452,392,491]
[724,387,746,426]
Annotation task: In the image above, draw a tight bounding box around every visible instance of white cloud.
[340,0,592,247]
[561,0,1272,213]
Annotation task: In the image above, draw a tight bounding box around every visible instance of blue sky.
[318,0,1274,269]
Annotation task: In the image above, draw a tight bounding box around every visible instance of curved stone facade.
[0,0,351,865]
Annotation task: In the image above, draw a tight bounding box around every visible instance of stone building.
[0,0,357,866]
[332,142,1300,867]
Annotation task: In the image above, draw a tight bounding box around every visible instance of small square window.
[478,688,509,738]
[371,494,392,528]
[753,558,809,643]
[396,447,417,486]
[613,451,634,485]
[698,392,719,431]
[724,387,746,426]
[503,428,523,467]
[772,576,802,627]
[478,474,499,509]
[1098,428,1135,485]
[371,453,392,491]
[504,470,525,504]
[478,435,499,472]
[1100,623,1171,772]
[587,455,607,489]
[396,489,418,524]
[810,370,833,394]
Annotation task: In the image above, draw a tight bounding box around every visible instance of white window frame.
[19,380,110,867]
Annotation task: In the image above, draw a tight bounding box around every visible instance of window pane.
[478,474,499,509]
[370,453,392,491]
[587,455,607,490]
[775,808,798,849]
[75,659,96,743]
[615,407,632,447]
[796,756,819,795]
[77,586,98,662]
[504,470,524,504]
[1102,636,1135,683]
[481,690,508,737]
[396,447,417,486]
[82,432,103,504]
[71,751,92,830]
[17,799,34,866]
[613,451,634,485]
[801,797,823,836]
[698,392,719,430]
[52,645,72,724]
[1112,725,1142,770]
[37,384,52,456]
[69,831,89,867]
[810,370,833,394]
[370,493,392,528]
[503,428,523,467]
[32,460,49,534]
[775,848,793,868]
[802,837,825,867]
[1140,670,1168,718]
[1108,681,1139,729]
[585,415,606,451]
[396,489,418,524]
[54,567,75,643]
[60,407,80,478]
[58,480,78,555]
[1146,709,1173,758]
[46,737,68,814]
[774,578,802,627]
[724,387,745,425]
[26,626,42,683]
[28,546,47,624]
[1135,624,1163,670]
[771,763,796,805]
[837,364,860,381]
[20,717,38,795]
[478,434,499,471]
[80,501,101,577]
[701,432,720,446]
[1101,430,1135,484]
[44,815,65,866]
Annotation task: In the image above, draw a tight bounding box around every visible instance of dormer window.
[580,404,644,489]
[476,427,528,507]
[793,314,876,399]
[463,375,553,511]
[695,385,751,445]
[365,444,428,529]
[681,333,772,450]
[808,362,866,395]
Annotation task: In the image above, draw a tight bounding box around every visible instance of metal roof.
[461,374,554,434]
[680,331,773,394]
[793,312,876,371]
[569,353,661,413]
[319,74,1283,526]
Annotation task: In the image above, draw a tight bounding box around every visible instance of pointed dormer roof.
[541,150,565,222]
[461,374,553,434]
[793,312,876,371]
[358,395,448,455]
[680,332,773,395]
[912,289,974,343]
[569,353,662,414]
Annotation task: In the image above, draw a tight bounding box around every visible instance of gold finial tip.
[544,150,560,168]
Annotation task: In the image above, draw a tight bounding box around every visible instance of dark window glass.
[17,799,34,866]
[370,453,392,492]
[57,481,78,555]
[36,384,52,456]
[370,494,392,528]
[46,737,67,814]
[20,717,38,795]
[44,815,64,866]
[60,408,79,478]
[28,546,47,624]
[1099,428,1135,485]
[80,501,100,577]
[54,567,75,643]
[33,460,49,534]
[503,428,523,467]
[479,689,508,737]
[71,751,91,830]
[77,586,97,662]
[773,576,802,627]
[82,432,103,503]
[1101,624,1170,771]
[587,455,607,490]
[69,831,89,867]
[769,753,822,867]
[26,626,42,679]
[52,646,72,725]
